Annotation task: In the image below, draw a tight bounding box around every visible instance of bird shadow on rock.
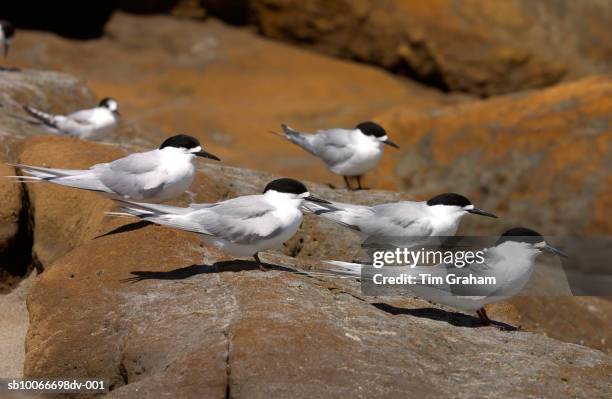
[372,302,518,331]
[121,259,297,283]
[96,220,153,238]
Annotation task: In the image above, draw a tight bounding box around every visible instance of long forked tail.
[280,124,309,145]
[22,105,58,128]
[110,199,204,234]
[112,199,191,218]
[8,163,110,192]
[9,163,84,180]
[272,124,317,155]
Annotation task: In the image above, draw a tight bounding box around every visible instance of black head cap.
[427,193,472,207]
[263,178,308,195]
[495,227,544,246]
[99,97,118,109]
[356,121,386,138]
[160,134,201,150]
[0,20,15,39]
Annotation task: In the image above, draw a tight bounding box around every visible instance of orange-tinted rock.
[248,0,612,95]
[11,137,609,394]
[375,76,612,235]
[16,136,125,267]
[24,221,612,397]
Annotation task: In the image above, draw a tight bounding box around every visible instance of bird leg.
[254,253,268,271]
[476,308,491,326]
[343,176,353,191]
[356,175,362,190]
[355,175,370,190]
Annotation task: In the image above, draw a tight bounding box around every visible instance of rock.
[15,136,125,268]
[246,0,612,96]
[510,296,612,354]
[24,218,612,397]
[374,75,612,236]
[0,271,34,378]
[9,12,461,189]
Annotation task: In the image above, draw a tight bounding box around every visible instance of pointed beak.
[383,139,399,149]
[305,195,332,205]
[467,208,498,218]
[541,244,568,258]
[194,150,221,161]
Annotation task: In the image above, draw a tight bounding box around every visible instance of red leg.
[343,176,353,190]
[254,253,268,271]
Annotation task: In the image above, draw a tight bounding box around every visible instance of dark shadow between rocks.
[372,302,518,331]
[0,67,20,72]
[121,259,297,283]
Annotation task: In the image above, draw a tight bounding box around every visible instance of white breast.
[331,132,383,176]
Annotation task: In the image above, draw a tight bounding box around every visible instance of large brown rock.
[374,75,612,236]
[247,0,612,96]
[17,138,610,397]
[25,218,612,398]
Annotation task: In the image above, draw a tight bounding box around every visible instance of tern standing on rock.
[10,134,220,203]
[0,20,15,57]
[23,98,121,140]
[321,228,566,325]
[113,178,331,271]
[303,193,497,244]
[276,121,399,190]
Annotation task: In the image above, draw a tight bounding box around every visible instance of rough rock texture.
[15,137,126,268]
[247,0,612,96]
[18,138,611,397]
[0,272,34,378]
[374,76,612,236]
[24,211,612,398]
[9,12,462,189]
[511,296,612,354]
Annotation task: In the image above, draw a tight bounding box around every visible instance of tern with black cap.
[9,134,220,203]
[319,227,566,326]
[303,192,497,244]
[274,121,399,190]
[112,178,331,271]
[23,97,121,140]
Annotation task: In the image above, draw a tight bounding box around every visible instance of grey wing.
[309,129,355,166]
[66,109,97,126]
[92,150,166,199]
[193,195,287,244]
[364,202,434,238]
